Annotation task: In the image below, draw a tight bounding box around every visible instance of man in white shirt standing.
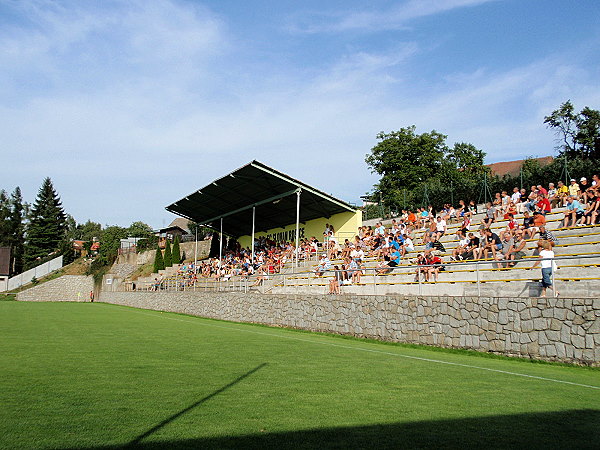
[435,216,447,241]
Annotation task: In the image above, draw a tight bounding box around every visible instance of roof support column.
[194,226,198,291]
[219,217,223,267]
[251,205,256,267]
[295,189,301,268]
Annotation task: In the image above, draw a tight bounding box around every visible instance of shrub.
[136,235,158,253]
[153,246,164,273]
[172,236,181,265]
[163,241,172,267]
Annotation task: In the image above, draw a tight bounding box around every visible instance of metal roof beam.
[250,162,355,212]
[200,188,301,225]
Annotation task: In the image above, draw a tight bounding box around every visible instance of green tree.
[135,235,158,253]
[127,221,154,238]
[365,127,487,211]
[163,240,172,267]
[97,225,128,264]
[74,220,103,242]
[447,142,486,176]
[153,246,165,273]
[0,190,10,246]
[172,236,181,265]
[366,126,448,202]
[24,178,66,268]
[544,100,578,155]
[58,214,78,265]
[576,106,600,158]
[544,101,600,158]
[8,187,25,275]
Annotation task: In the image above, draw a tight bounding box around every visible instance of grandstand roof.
[165,160,357,237]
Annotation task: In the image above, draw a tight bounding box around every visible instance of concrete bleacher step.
[283,265,599,287]
[274,277,598,298]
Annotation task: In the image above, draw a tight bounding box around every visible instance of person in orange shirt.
[530,211,546,238]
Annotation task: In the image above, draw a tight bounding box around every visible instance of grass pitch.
[0,302,599,449]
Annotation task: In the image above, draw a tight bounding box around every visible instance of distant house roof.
[72,240,85,250]
[167,217,191,233]
[158,225,188,235]
[487,156,553,178]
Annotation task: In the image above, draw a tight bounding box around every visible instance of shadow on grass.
[126,363,267,447]
[70,409,599,449]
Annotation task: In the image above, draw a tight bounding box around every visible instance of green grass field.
[1,301,599,449]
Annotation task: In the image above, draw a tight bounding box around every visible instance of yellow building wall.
[238,210,362,248]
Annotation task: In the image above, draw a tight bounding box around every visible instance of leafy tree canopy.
[98,226,128,263]
[127,221,154,238]
[74,220,103,242]
[365,126,448,194]
[544,100,600,159]
[365,126,487,209]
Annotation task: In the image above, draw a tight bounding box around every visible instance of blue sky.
[1,0,599,228]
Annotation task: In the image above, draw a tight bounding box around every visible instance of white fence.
[1,256,63,292]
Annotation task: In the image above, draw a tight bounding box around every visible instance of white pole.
[219,217,223,268]
[295,190,301,268]
[251,205,255,266]
[194,226,198,291]
[194,226,198,271]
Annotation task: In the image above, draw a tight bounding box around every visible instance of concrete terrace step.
[284,266,600,286]
[272,279,599,298]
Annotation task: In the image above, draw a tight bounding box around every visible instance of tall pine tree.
[153,246,165,273]
[8,187,25,275]
[0,190,10,246]
[163,240,172,267]
[25,178,66,268]
[172,236,181,265]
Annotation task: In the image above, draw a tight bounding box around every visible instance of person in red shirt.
[429,254,445,281]
[536,193,551,215]
[505,213,518,233]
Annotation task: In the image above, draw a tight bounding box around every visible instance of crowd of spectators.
[148,173,598,291]
[325,173,598,289]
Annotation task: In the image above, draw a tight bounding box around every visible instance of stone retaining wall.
[17,275,94,302]
[100,291,600,366]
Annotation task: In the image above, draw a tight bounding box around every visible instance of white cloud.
[287,0,498,34]
[0,0,226,99]
[1,1,597,228]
